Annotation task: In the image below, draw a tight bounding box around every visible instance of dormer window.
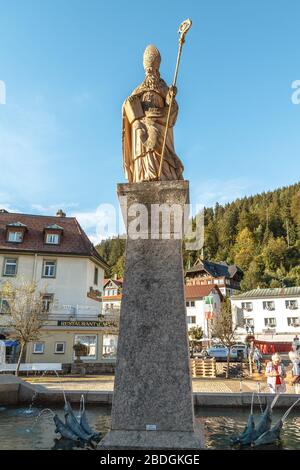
[8,231,23,243]
[46,233,60,245]
[6,222,27,243]
[44,224,63,245]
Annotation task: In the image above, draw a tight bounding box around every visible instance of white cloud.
[72,203,120,244]
[0,192,20,213]
[190,178,253,208]
[31,202,79,215]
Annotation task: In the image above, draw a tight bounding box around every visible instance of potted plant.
[73,341,88,363]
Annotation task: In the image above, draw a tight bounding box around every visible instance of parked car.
[195,348,209,358]
[207,343,248,361]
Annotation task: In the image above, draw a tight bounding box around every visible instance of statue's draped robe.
[122,78,184,183]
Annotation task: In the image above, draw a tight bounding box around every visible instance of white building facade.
[0,210,115,368]
[185,284,223,338]
[231,287,300,342]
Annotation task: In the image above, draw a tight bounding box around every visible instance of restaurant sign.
[57,320,117,328]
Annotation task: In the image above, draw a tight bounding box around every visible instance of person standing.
[292,335,300,352]
[253,347,262,374]
[289,350,300,393]
[265,353,286,393]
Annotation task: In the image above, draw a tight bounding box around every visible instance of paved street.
[23,375,297,394]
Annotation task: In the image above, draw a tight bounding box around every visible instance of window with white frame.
[241,302,253,311]
[105,287,118,297]
[263,301,275,311]
[186,301,195,307]
[102,334,118,359]
[45,233,60,245]
[286,300,298,310]
[42,260,56,278]
[0,298,10,314]
[187,316,196,324]
[244,318,254,327]
[33,342,45,354]
[7,231,23,243]
[3,258,18,276]
[74,335,97,360]
[264,317,277,328]
[287,317,300,327]
[54,342,65,354]
[42,294,54,312]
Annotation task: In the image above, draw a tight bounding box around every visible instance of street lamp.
[245,323,255,377]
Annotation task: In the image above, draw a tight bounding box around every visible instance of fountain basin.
[0,405,300,450]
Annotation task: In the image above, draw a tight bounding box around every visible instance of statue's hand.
[169,85,177,97]
[166,86,177,105]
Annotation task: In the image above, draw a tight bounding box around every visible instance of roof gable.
[103,278,123,289]
[0,212,108,268]
[186,259,243,279]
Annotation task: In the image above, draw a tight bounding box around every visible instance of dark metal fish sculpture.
[238,395,279,446]
[64,400,93,442]
[80,410,102,441]
[252,419,283,447]
[230,393,255,445]
[252,398,300,448]
[53,414,81,442]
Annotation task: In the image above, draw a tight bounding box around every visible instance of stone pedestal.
[99,181,203,449]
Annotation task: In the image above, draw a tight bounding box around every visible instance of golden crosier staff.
[158,18,192,179]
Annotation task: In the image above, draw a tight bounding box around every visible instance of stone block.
[100,181,202,449]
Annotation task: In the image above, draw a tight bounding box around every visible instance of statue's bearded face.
[144,67,160,89]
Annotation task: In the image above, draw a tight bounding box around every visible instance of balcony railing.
[43,304,121,323]
[101,307,120,323]
[46,304,101,320]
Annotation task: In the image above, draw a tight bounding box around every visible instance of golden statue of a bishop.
[122,45,184,183]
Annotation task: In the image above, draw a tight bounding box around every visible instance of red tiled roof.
[185,284,222,300]
[0,212,108,268]
[103,278,123,287]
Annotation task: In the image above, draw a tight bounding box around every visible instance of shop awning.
[4,340,18,347]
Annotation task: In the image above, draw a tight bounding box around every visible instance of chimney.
[56,209,66,217]
[114,274,118,280]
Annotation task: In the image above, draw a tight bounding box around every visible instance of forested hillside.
[97,182,300,290]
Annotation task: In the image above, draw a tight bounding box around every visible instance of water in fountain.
[77,394,85,420]
[25,368,67,415]
[25,408,55,433]
[53,369,67,405]
[24,369,50,415]
[256,382,263,414]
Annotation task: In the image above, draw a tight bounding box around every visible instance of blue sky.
[1,0,300,242]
